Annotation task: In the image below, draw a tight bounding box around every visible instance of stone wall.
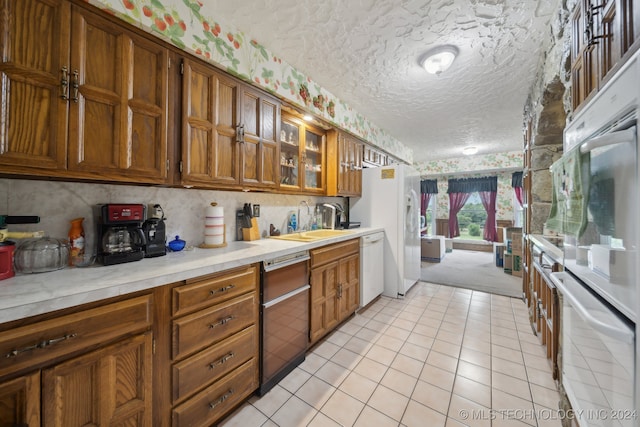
[523,0,576,234]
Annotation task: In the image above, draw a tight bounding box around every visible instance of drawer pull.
[208,388,234,410]
[209,284,235,296]
[208,352,235,370]
[5,333,77,358]
[209,316,234,329]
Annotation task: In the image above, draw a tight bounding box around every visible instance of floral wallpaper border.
[414,151,523,176]
[89,0,413,163]
[418,151,523,221]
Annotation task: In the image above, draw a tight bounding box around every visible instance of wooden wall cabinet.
[363,144,391,167]
[309,239,360,345]
[0,0,170,184]
[239,86,280,189]
[0,294,154,427]
[571,0,639,112]
[279,112,326,194]
[327,130,363,196]
[181,59,280,190]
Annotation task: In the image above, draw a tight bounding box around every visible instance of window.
[455,193,487,240]
[423,196,437,235]
[513,192,524,227]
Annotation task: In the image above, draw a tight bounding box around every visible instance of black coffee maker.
[95,204,146,266]
[142,204,166,258]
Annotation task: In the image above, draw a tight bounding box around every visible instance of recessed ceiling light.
[462,146,478,155]
[420,45,459,75]
[303,114,313,121]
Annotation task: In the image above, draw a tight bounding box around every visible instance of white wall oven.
[550,49,639,426]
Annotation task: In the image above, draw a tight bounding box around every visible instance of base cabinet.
[168,265,260,427]
[42,333,153,427]
[0,371,40,427]
[0,294,154,427]
[309,239,360,345]
[530,245,561,380]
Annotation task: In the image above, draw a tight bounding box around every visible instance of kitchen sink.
[271,229,355,242]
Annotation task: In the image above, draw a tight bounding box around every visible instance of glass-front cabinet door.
[279,113,325,193]
[279,118,300,188]
[303,128,324,192]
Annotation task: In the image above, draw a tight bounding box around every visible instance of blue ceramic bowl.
[168,235,186,251]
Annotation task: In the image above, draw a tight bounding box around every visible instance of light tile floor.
[220,282,564,427]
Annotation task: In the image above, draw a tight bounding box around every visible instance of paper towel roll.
[206,204,224,219]
[203,203,225,246]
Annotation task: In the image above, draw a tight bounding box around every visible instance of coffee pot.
[95,204,146,266]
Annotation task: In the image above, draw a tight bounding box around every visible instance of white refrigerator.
[350,164,421,298]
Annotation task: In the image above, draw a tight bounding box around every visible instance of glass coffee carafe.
[102,227,134,254]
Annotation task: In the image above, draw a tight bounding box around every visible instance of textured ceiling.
[208,0,560,162]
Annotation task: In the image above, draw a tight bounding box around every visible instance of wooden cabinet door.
[0,0,70,172]
[42,332,153,427]
[0,371,41,427]
[328,131,362,196]
[309,261,339,345]
[337,253,360,321]
[181,58,240,187]
[67,6,169,183]
[239,86,279,188]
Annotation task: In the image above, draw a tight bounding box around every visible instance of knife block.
[242,218,260,241]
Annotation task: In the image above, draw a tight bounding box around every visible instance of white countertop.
[0,227,383,324]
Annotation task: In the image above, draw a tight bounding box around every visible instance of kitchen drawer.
[310,239,359,268]
[172,292,257,360]
[172,325,258,403]
[0,295,152,379]
[173,264,258,317]
[172,358,258,427]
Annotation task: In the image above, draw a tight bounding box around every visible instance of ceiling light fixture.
[303,114,313,121]
[420,45,459,75]
[462,146,478,155]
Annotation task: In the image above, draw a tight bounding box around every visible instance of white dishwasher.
[360,232,384,307]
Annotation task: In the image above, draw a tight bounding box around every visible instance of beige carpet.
[420,249,522,298]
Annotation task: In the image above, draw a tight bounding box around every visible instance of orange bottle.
[68,217,85,264]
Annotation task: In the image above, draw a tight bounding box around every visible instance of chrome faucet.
[297,200,311,231]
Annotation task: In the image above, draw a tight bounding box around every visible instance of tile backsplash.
[1,179,342,252]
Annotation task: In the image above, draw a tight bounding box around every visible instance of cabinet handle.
[4,333,77,358]
[71,70,79,103]
[209,316,234,329]
[209,284,235,296]
[60,67,69,100]
[209,352,235,370]
[208,388,234,410]
[537,299,544,319]
[584,2,605,46]
[236,124,245,143]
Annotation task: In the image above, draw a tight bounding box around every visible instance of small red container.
[0,241,16,280]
